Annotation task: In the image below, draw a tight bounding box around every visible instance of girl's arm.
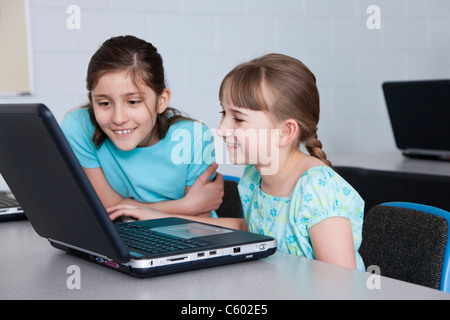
[84,163,224,216]
[84,166,124,207]
[309,217,357,269]
[107,204,248,231]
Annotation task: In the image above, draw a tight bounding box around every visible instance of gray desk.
[330,151,450,177]
[1,221,448,300]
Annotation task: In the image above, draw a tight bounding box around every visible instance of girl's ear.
[279,119,299,147]
[157,88,171,114]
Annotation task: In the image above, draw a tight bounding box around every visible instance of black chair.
[359,203,450,291]
[334,166,450,214]
[215,175,243,218]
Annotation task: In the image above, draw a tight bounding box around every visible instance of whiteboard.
[0,0,32,96]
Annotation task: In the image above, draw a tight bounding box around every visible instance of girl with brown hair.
[62,35,223,218]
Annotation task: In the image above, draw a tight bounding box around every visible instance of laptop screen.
[383,80,450,157]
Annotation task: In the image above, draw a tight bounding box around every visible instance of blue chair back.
[382,202,450,293]
[223,175,240,184]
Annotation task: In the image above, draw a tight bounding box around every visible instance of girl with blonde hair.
[110,53,365,270]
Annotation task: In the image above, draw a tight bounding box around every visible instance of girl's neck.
[138,130,159,148]
[257,150,325,197]
[257,150,303,197]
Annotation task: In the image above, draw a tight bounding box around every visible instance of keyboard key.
[116,224,208,255]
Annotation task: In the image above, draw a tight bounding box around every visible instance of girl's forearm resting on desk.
[107,204,247,231]
[84,164,224,216]
[118,197,211,217]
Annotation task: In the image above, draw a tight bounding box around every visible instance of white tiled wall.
[0,0,449,184]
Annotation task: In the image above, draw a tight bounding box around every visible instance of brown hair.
[84,35,192,148]
[219,53,332,167]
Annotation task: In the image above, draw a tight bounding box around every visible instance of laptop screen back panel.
[0,104,130,262]
[383,80,450,155]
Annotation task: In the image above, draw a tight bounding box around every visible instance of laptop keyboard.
[0,192,20,207]
[116,224,209,255]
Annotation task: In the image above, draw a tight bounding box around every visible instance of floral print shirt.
[238,165,365,271]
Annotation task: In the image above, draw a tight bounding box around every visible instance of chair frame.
[223,175,240,184]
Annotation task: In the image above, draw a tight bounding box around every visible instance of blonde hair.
[219,53,332,167]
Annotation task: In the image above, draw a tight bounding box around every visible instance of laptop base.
[52,240,277,278]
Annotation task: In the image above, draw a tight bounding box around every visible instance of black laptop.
[0,104,276,277]
[382,79,450,160]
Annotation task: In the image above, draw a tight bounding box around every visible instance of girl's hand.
[183,163,224,214]
[107,204,168,221]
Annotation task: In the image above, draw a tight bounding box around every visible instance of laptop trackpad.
[152,223,232,239]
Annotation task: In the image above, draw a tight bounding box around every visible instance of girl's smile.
[225,140,239,151]
[113,128,136,136]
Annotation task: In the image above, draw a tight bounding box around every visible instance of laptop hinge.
[49,238,111,261]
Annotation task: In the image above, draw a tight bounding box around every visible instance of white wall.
[1,0,449,188]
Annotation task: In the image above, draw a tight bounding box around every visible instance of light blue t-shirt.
[238,165,365,271]
[61,108,215,203]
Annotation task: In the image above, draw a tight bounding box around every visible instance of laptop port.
[168,256,188,262]
[105,261,119,269]
[209,250,217,256]
[233,247,241,253]
[197,252,205,258]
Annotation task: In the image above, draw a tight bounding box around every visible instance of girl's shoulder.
[61,107,94,134]
[297,166,355,194]
[166,120,214,154]
[293,165,364,211]
[300,165,336,182]
[65,107,90,120]
[168,119,211,135]
[238,164,363,201]
[240,165,355,192]
[170,118,208,129]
